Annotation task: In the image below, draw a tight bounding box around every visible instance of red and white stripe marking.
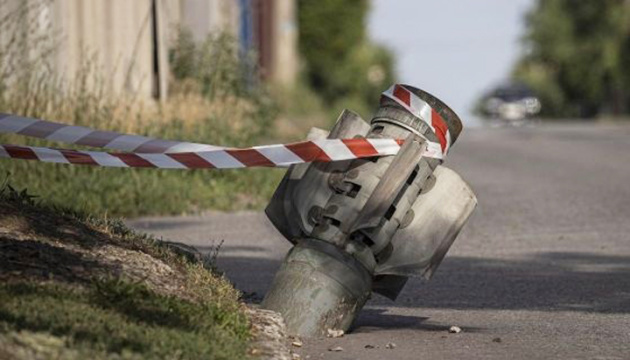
[0,138,413,169]
[382,85,452,155]
[0,94,450,170]
[0,113,223,153]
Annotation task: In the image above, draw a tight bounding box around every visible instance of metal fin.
[375,166,477,279]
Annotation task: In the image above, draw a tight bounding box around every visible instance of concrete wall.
[0,0,298,100]
[176,0,240,42]
[268,0,298,86]
[50,0,159,98]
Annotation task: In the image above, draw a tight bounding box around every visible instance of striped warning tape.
[0,86,449,169]
[0,138,410,169]
[0,113,223,153]
[382,84,451,154]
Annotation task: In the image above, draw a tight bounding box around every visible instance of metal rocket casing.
[266,86,474,272]
[265,122,476,290]
[263,85,477,336]
[265,112,476,271]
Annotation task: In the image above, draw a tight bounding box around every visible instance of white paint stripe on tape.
[313,139,355,161]
[136,153,187,169]
[105,134,154,152]
[414,96,435,133]
[46,125,94,143]
[253,144,303,167]
[0,116,38,133]
[166,142,225,153]
[31,148,70,164]
[88,151,129,168]
[366,138,400,156]
[197,150,245,169]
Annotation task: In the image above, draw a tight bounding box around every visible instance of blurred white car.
[484,83,541,124]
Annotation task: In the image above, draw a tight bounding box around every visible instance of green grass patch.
[0,185,252,359]
[1,159,283,218]
[0,281,249,360]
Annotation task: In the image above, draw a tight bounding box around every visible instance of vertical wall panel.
[1,0,297,99]
[270,0,297,85]
[47,0,155,98]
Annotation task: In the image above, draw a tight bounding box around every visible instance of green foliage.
[169,28,260,99]
[513,0,630,118]
[298,0,395,114]
[0,159,282,218]
[298,0,368,83]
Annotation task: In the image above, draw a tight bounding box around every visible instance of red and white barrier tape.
[0,113,223,153]
[0,138,408,169]
[0,85,451,169]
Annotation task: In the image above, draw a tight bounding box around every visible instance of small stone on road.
[327,329,345,338]
[449,326,462,334]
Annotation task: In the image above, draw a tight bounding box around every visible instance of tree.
[513,0,630,118]
[298,0,395,110]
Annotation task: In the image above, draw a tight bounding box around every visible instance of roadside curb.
[248,307,293,360]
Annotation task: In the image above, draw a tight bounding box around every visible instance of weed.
[203,239,225,275]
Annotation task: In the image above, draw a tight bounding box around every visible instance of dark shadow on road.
[211,251,630,314]
[352,308,487,333]
[390,252,630,314]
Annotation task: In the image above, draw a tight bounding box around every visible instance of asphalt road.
[129,123,630,360]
